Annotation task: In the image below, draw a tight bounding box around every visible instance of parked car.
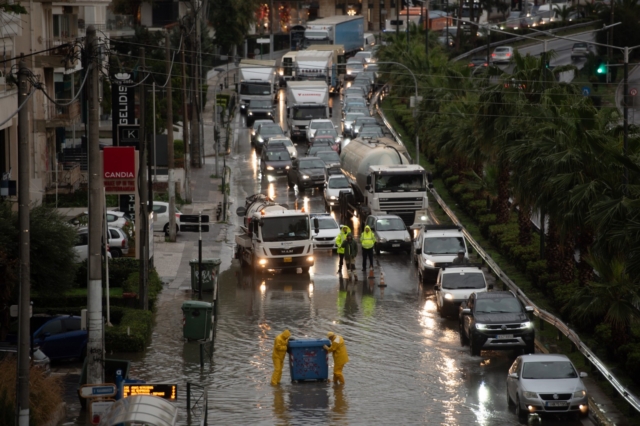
[491,46,514,64]
[252,122,285,150]
[288,157,327,190]
[32,315,87,361]
[324,174,352,210]
[69,211,132,229]
[0,344,51,376]
[434,264,492,317]
[507,353,589,420]
[260,148,292,176]
[74,230,112,263]
[266,137,298,160]
[459,291,535,356]
[151,201,183,235]
[78,226,129,258]
[311,213,340,249]
[364,214,412,255]
[246,99,275,127]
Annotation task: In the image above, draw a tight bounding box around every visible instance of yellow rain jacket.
[271,329,291,385]
[325,333,349,384]
[335,226,352,254]
[360,225,376,249]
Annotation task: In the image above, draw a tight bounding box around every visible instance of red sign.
[104,147,135,179]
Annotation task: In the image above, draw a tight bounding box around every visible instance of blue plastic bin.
[288,338,331,382]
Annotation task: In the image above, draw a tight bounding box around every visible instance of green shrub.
[445,175,459,187]
[174,139,184,159]
[526,260,547,286]
[460,192,475,202]
[109,258,140,288]
[123,268,163,311]
[105,308,153,352]
[467,200,488,219]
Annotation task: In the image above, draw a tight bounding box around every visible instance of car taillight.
[491,53,496,57]
[122,239,126,247]
[506,53,511,57]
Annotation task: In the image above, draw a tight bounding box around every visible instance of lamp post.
[375,61,420,165]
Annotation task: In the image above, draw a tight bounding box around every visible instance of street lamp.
[375,61,420,165]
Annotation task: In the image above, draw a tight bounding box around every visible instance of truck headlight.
[285,166,290,170]
[425,260,435,267]
[248,112,253,116]
[266,166,274,170]
[302,175,310,179]
[258,259,267,265]
[444,293,454,300]
[330,196,337,200]
[307,256,314,262]
[475,323,489,330]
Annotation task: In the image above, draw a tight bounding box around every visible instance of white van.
[363,33,376,51]
[434,264,492,317]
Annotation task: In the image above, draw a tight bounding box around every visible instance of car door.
[34,318,65,360]
[506,356,522,402]
[62,317,87,359]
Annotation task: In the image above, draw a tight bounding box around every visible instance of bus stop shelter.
[98,395,178,426]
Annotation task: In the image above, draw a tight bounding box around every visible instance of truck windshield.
[423,237,465,254]
[375,173,425,192]
[240,82,271,96]
[249,100,272,109]
[261,217,310,242]
[298,74,327,81]
[292,106,327,120]
[442,273,485,289]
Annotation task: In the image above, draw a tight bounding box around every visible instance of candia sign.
[103,147,137,193]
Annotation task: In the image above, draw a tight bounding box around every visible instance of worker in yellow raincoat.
[335,225,352,274]
[271,329,291,386]
[324,332,349,385]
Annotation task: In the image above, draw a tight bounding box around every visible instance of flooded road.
[117,88,592,426]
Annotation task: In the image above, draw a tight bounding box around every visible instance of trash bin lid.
[189,258,222,265]
[181,301,213,311]
[288,338,331,348]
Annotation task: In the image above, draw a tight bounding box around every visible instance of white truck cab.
[434,264,492,317]
[413,225,468,284]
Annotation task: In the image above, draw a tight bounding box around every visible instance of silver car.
[341,112,365,136]
[507,354,589,420]
[491,46,514,64]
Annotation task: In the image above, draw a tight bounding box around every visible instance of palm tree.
[554,5,574,22]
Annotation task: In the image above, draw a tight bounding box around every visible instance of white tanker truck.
[338,136,432,229]
[235,194,319,273]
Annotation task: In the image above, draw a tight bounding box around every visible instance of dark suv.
[459,291,535,356]
[288,157,327,190]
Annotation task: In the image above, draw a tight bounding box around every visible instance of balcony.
[35,40,80,69]
[36,99,81,129]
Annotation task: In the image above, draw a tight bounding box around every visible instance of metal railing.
[373,84,640,415]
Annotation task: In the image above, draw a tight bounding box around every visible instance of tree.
[210,0,260,52]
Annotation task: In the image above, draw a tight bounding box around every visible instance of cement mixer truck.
[235,194,319,273]
[338,136,432,229]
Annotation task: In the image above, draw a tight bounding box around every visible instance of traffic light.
[597,63,607,74]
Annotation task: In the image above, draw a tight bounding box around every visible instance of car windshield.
[521,361,578,379]
[312,122,334,130]
[376,218,406,231]
[240,82,271,95]
[315,128,337,137]
[317,152,340,162]
[270,138,293,147]
[311,141,334,148]
[475,297,523,314]
[442,273,485,289]
[261,216,310,242]
[329,177,350,189]
[574,43,586,48]
[316,218,338,229]
[299,159,326,169]
[355,118,377,126]
[348,63,364,71]
[345,113,364,121]
[375,173,425,192]
[249,100,272,109]
[265,150,290,161]
[423,237,465,254]
[292,106,326,120]
[495,47,510,53]
[260,126,284,136]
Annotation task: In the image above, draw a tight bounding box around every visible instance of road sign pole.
[198,211,203,301]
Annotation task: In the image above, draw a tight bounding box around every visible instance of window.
[522,361,578,380]
[153,205,167,214]
[109,229,120,239]
[40,319,64,336]
[475,297,522,314]
[422,237,465,255]
[75,233,88,246]
[64,318,81,331]
[376,218,406,231]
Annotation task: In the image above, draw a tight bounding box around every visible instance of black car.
[468,56,488,68]
[260,148,292,176]
[459,291,535,356]
[251,123,285,150]
[246,99,275,127]
[288,157,327,190]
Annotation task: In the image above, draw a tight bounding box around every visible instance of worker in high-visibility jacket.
[360,225,376,271]
[335,225,352,274]
[324,332,349,385]
[271,329,291,386]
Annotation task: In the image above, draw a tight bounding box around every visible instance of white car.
[306,119,337,142]
[73,230,112,262]
[413,225,468,284]
[434,264,491,317]
[507,354,589,420]
[364,214,412,255]
[266,137,298,161]
[69,211,133,229]
[353,51,374,64]
[324,174,352,210]
[152,201,183,234]
[250,119,274,137]
[77,226,129,258]
[311,214,340,249]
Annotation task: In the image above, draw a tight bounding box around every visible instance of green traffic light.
[597,64,606,74]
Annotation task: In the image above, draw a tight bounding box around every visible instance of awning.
[98,395,178,426]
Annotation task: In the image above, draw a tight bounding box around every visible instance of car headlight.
[257,137,264,143]
[302,175,310,179]
[307,256,314,262]
[425,260,435,267]
[285,166,290,170]
[248,112,253,116]
[330,196,337,200]
[258,259,267,265]
[519,321,533,329]
[444,293,453,300]
[266,166,274,170]
[267,111,272,115]
[573,390,586,398]
[475,323,490,330]
[379,238,387,243]
[404,236,411,242]
[522,391,538,399]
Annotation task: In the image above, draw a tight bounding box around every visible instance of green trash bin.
[189,258,222,292]
[181,301,213,341]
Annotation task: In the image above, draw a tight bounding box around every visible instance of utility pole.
[86,25,105,386]
[16,57,31,426]
[406,0,410,49]
[182,33,192,203]
[191,13,201,168]
[138,47,149,310]
[166,33,177,242]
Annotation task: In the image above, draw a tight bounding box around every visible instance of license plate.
[284,257,292,263]
[392,244,400,247]
[546,401,568,407]
[496,334,513,339]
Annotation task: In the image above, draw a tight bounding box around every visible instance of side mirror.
[313,217,320,234]
[258,220,265,227]
[365,185,371,191]
[580,372,588,378]
[508,373,518,379]
[525,306,534,313]
[416,248,422,255]
[366,175,372,185]
[461,308,471,315]
[286,107,290,118]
